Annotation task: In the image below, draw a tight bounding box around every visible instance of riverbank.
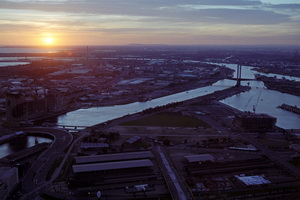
[89,86,250,130]
[251,67,300,79]
[257,75,300,97]
[91,77,226,107]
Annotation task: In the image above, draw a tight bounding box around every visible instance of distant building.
[0,167,19,200]
[123,136,142,147]
[80,142,109,150]
[234,112,276,132]
[184,154,215,164]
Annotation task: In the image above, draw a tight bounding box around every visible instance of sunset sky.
[0,0,299,46]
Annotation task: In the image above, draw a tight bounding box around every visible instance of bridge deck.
[228,78,255,81]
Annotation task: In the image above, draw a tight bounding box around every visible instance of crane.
[253,91,262,113]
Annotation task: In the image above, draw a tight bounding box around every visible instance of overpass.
[42,124,88,131]
[56,125,88,130]
[20,127,73,194]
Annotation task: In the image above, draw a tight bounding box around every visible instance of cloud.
[179,9,290,24]
[0,0,299,45]
[269,3,300,9]
[0,0,293,25]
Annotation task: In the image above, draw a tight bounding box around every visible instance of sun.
[43,37,54,45]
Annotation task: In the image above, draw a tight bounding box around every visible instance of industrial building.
[234,174,270,187]
[73,159,153,173]
[4,90,63,126]
[74,151,154,164]
[234,112,276,132]
[69,151,157,189]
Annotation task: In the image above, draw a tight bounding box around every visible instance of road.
[246,136,300,178]
[153,145,193,200]
[20,128,73,198]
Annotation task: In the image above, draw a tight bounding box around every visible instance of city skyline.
[0,0,300,46]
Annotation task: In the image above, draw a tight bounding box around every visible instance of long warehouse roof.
[73,159,153,173]
[75,151,154,164]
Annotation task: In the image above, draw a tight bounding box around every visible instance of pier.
[278,104,300,114]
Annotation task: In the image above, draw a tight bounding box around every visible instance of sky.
[0,0,299,46]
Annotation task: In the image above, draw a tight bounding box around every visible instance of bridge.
[228,78,255,81]
[232,64,256,86]
[20,127,73,195]
[56,125,88,130]
[42,123,89,131]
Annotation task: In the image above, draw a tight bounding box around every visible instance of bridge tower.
[235,64,242,87]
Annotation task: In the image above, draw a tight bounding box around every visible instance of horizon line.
[1,44,300,48]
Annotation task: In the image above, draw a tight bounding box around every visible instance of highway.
[19,127,73,198]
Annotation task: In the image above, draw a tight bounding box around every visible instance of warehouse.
[75,151,153,164]
[73,159,153,173]
[69,152,157,189]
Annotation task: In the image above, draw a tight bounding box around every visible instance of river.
[0,62,30,67]
[1,62,299,158]
[56,82,231,127]
[217,63,300,129]
[54,63,299,129]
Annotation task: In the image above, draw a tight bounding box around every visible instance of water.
[57,83,230,127]
[217,63,300,129]
[1,61,299,157]
[0,57,44,61]
[218,63,300,81]
[0,47,67,54]
[56,63,300,129]
[0,136,52,158]
[0,62,30,67]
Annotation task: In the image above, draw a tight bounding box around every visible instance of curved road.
[20,127,73,195]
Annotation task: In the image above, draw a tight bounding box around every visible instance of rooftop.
[234,175,270,186]
[73,159,153,173]
[75,151,154,164]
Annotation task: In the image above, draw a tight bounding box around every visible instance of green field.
[121,112,211,128]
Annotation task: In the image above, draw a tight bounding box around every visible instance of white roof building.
[234,175,270,186]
